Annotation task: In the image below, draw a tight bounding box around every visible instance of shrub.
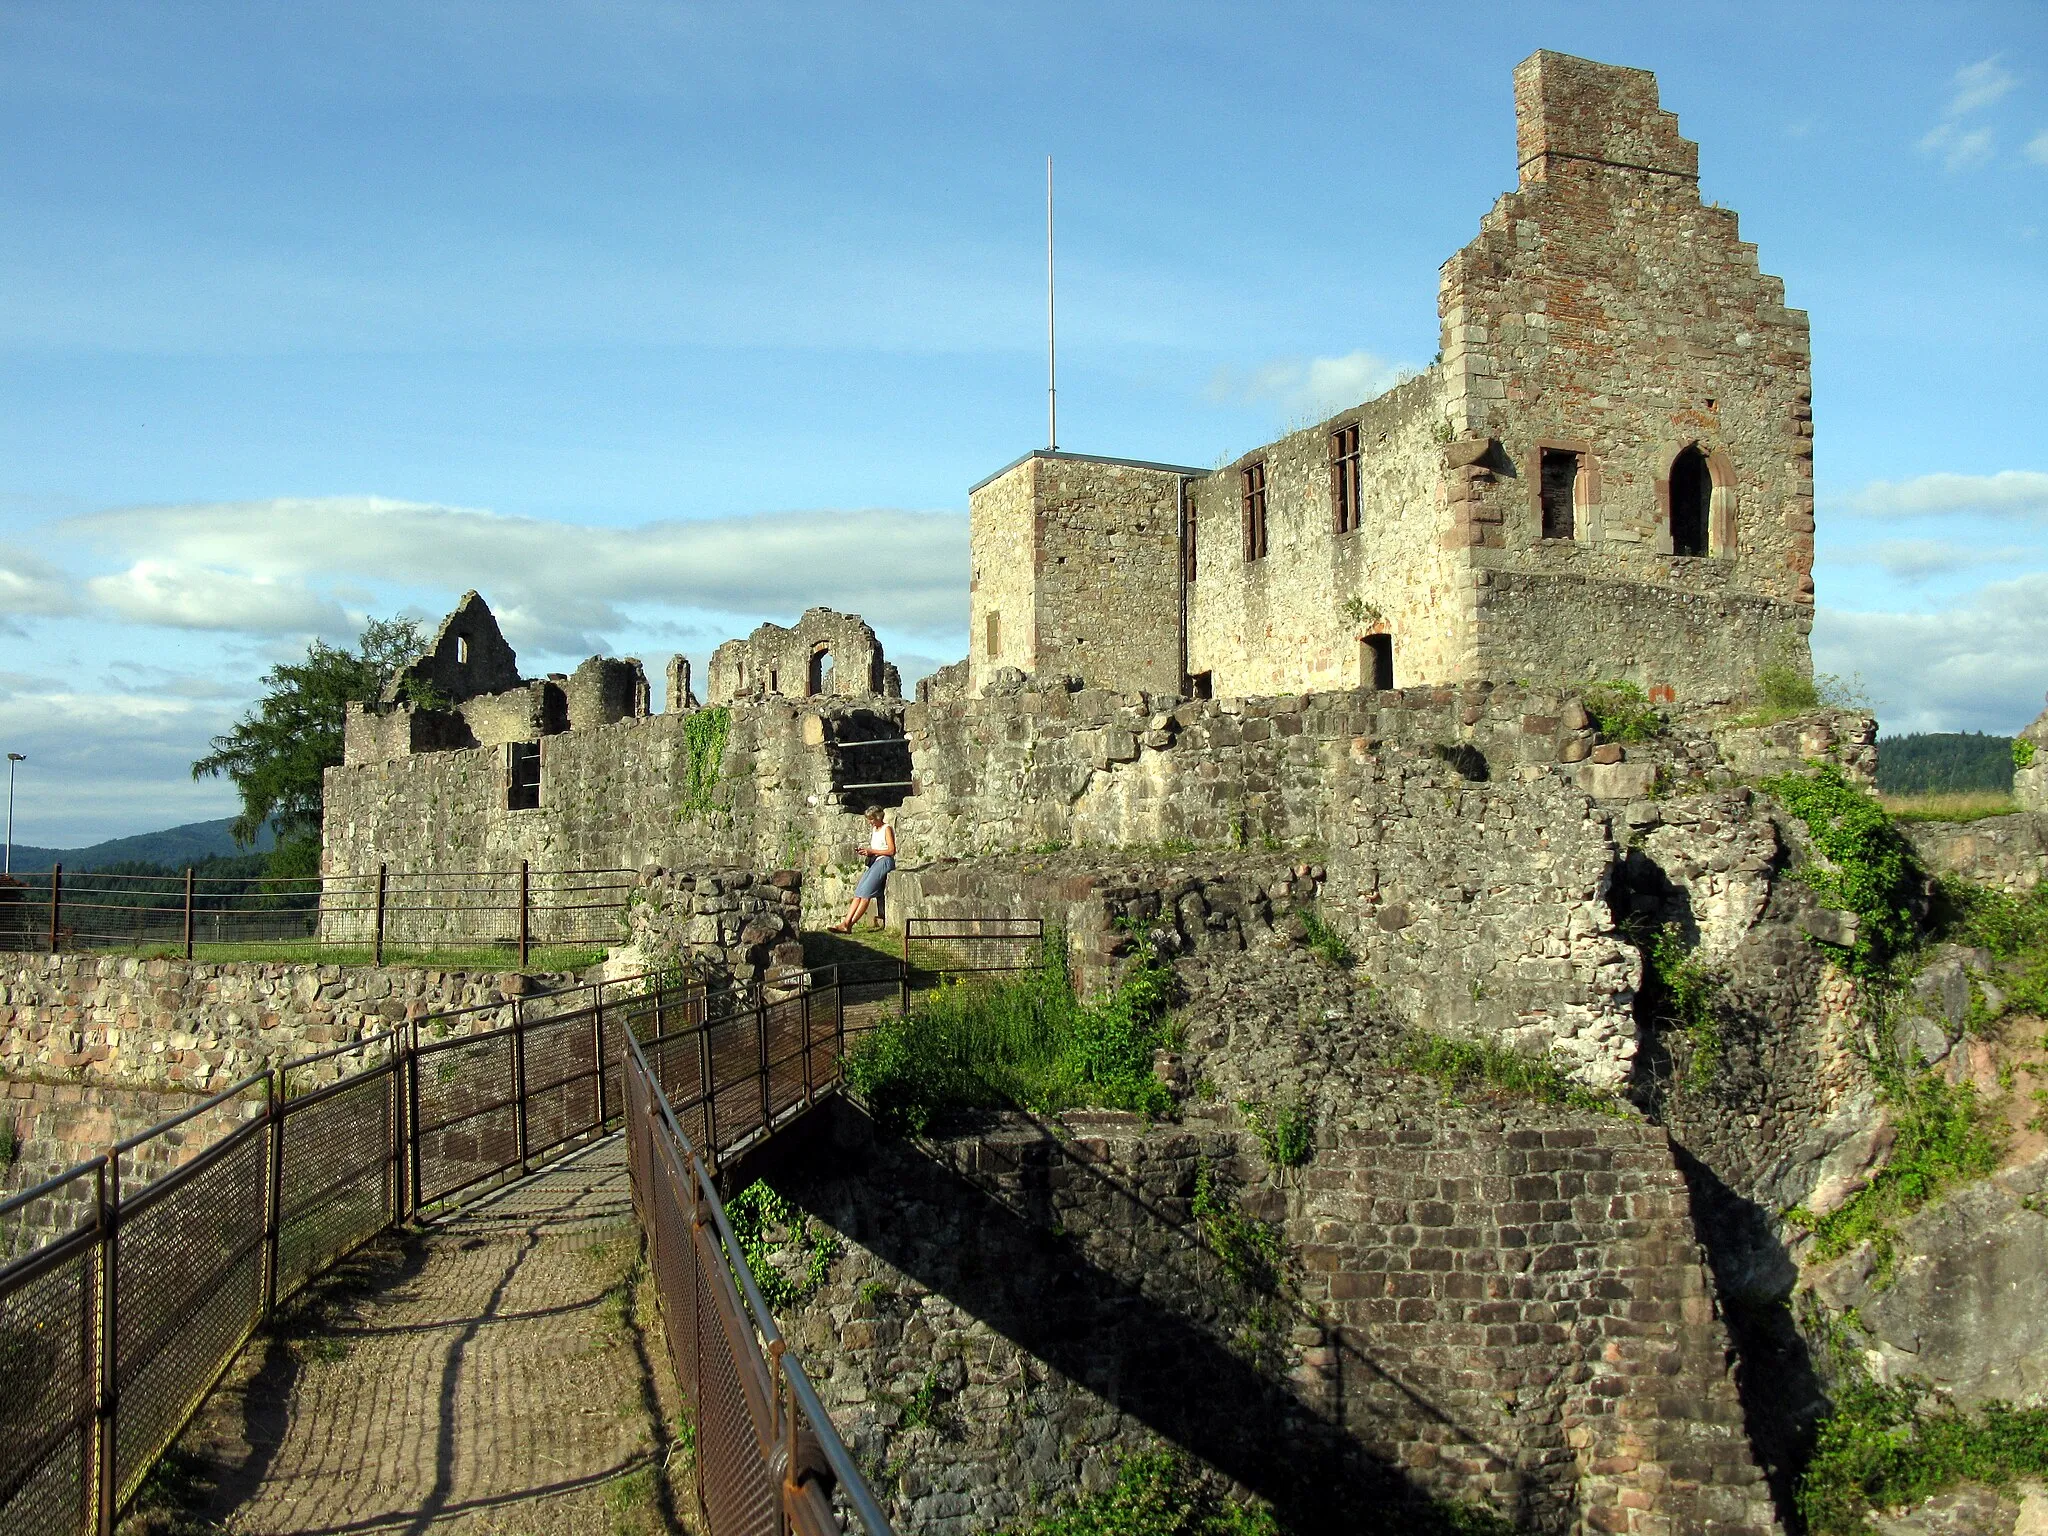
[724,1180,836,1310]
[1192,1161,1283,1294]
[1759,663,1821,714]
[1009,1450,1282,1536]
[1800,1373,2048,1534]
[1582,681,1663,743]
[2016,738,2038,771]
[1642,925,1725,1091]
[1238,1096,1314,1169]
[1764,766,1921,978]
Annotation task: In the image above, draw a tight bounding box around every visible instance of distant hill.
[1875,732,2015,796]
[5,817,276,874]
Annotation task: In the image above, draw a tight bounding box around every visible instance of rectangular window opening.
[1330,424,1362,535]
[1242,461,1268,562]
[1183,498,1199,584]
[986,610,1001,659]
[1540,449,1579,540]
[1362,635,1394,692]
[507,741,542,811]
[1188,670,1214,700]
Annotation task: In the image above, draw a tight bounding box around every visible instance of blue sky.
[1,1,2044,846]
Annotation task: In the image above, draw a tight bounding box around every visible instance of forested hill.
[1875,732,2016,795]
[5,817,275,874]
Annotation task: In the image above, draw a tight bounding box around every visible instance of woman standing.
[829,805,895,933]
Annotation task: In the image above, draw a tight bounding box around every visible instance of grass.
[1295,907,1354,969]
[1880,791,2021,823]
[1800,1373,2048,1534]
[78,941,609,971]
[1399,1031,1620,1115]
[843,934,1176,1134]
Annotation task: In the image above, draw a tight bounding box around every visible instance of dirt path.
[133,1136,681,1536]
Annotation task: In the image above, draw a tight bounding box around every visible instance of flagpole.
[1047,155,1057,452]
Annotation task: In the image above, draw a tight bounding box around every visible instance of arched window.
[808,645,834,696]
[1670,445,1711,558]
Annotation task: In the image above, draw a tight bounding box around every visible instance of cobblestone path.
[166,1136,678,1536]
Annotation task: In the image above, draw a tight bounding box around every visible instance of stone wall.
[2015,708,2048,814]
[608,866,806,989]
[1903,813,2048,896]
[753,1095,1776,1536]
[1184,370,1465,697]
[0,954,581,1095]
[708,608,897,705]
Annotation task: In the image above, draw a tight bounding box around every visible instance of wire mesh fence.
[0,863,634,962]
[0,918,1038,1536]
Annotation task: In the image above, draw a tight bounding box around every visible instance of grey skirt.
[854,855,894,898]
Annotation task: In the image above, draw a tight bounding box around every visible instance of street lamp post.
[5,753,22,876]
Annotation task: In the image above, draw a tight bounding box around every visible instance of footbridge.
[0,919,1040,1536]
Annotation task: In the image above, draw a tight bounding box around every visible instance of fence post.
[518,860,530,970]
[592,995,608,1129]
[374,863,388,966]
[799,983,813,1106]
[512,996,530,1175]
[50,862,62,954]
[262,1072,283,1318]
[757,983,771,1132]
[698,1019,716,1170]
[390,1030,407,1225]
[182,867,194,961]
[94,1148,118,1536]
[407,1019,423,1217]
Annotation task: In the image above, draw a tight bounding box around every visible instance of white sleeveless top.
[869,824,891,852]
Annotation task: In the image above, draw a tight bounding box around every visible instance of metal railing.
[902,915,1045,978]
[626,1028,895,1535]
[0,919,1045,1536]
[0,863,634,962]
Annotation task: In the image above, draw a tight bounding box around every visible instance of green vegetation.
[1934,879,2048,1018]
[1800,1373,2048,1534]
[1399,1031,1619,1115]
[1295,907,1354,968]
[1764,766,1921,978]
[1239,1096,1314,1169]
[1192,1161,1282,1293]
[1742,661,1867,725]
[844,937,1176,1134]
[678,707,732,819]
[1641,924,1725,1091]
[723,1180,836,1310]
[1582,681,1663,744]
[2017,738,2039,771]
[1876,731,2017,796]
[1880,791,2020,823]
[192,615,428,875]
[1007,1451,1283,1536]
[1786,1064,2004,1282]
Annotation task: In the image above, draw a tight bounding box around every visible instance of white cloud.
[1919,121,1996,170]
[61,497,969,654]
[0,544,81,631]
[1207,350,1417,420]
[1832,538,2039,580]
[1831,469,2048,520]
[1946,56,2018,116]
[2028,130,2048,166]
[85,560,351,634]
[1815,572,2048,735]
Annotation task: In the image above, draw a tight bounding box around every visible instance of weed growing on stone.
[1582,681,1664,743]
[844,936,1176,1132]
[1641,924,1725,1091]
[857,1278,891,1307]
[1933,878,2048,1018]
[1399,1032,1619,1115]
[1295,907,1354,969]
[1006,1449,1284,1536]
[2014,739,2037,771]
[1238,1096,1314,1169]
[677,706,731,821]
[1764,765,1921,978]
[1191,1161,1282,1294]
[1742,663,1869,725]
[1799,1373,2048,1534]
[1785,1062,2003,1281]
[723,1181,836,1310]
